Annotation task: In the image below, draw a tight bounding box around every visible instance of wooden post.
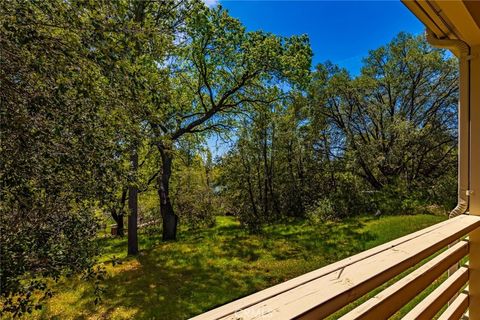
[469,45,480,320]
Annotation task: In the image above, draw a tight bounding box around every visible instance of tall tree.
[220,33,458,224]
[313,34,458,193]
[88,0,182,249]
[149,4,312,239]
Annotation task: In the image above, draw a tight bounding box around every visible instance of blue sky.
[217,1,425,75]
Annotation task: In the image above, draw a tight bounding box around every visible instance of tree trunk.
[157,145,178,241]
[112,187,127,236]
[117,215,124,236]
[128,149,139,255]
[110,187,127,236]
[111,211,124,237]
[262,125,269,218]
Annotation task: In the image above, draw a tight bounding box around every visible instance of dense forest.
[0,0,458,316]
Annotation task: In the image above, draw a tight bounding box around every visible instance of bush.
[0,201,100,317]
[305,198,336,224]
[175,188,216,229]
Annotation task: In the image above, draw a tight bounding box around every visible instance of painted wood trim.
[339,242,469,320]
[394,266,468,320]
[437,292,469,320]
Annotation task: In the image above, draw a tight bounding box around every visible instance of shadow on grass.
[53,216,379,320]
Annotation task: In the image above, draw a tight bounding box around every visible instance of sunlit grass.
[31,214,446,320]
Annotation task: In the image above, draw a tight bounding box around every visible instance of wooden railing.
[192,214,480,320]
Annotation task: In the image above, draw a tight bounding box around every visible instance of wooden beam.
[339,242,469,320]
[401,0,448,38]
[434,1,480,46]
[401,267,468,320]
[437,292,469,320]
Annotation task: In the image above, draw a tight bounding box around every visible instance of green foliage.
[1,0,312,308]
[219,33,457,225]
[0,0,124,314]
[315,33,458,206]
[143,2,312,238]
[305,198,336,223]
[171,151,218,228]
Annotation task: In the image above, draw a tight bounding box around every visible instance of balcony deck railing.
[192,214,480,320]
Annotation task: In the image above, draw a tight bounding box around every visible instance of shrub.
[305,198,336,224]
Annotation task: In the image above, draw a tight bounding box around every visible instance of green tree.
[171,147,218,228]
[0,0,122,314]
[311,33,458,213]
[149,4,312,239]
[86,0,181,250]
[220,33,458,225]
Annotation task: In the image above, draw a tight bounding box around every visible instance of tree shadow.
[45,216,377,320]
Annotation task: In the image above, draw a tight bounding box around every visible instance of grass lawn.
[32,214,446,320]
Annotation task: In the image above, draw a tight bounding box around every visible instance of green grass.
[32,214,446,320]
